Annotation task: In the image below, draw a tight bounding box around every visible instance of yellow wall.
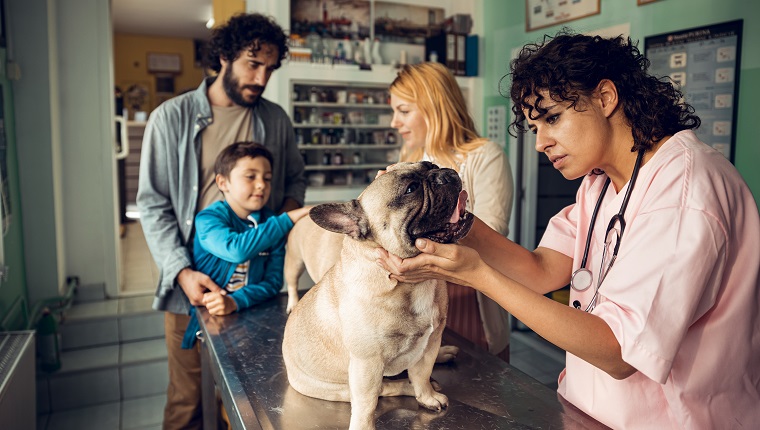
[213,0,245,27]
[113,33,205,115]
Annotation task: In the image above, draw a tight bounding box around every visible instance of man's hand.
[202,291,237,316]
[176,268,225,306]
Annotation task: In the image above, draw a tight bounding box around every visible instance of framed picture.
[525,0,600,32]
[147,53,182,73]
[645,20,743,163]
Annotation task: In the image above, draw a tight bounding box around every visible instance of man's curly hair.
[207,13,289,72]
[505,29,700,153]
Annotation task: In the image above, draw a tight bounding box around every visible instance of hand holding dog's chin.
[375,239,480,286]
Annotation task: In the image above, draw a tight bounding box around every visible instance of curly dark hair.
[214,142,273,178]
[207,13,289,73]
[505,29,700,153]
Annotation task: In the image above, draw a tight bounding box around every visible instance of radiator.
[0,331,36,430]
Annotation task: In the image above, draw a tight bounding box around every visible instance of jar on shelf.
[332,151,343,165]
[309,108,318,124]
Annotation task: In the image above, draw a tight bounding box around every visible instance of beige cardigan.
[425,140,515,353]
[456,141,515,354]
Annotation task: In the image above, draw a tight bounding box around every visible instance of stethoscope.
[570,149,645,312]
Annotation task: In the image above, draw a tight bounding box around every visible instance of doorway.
[110,0,214,296]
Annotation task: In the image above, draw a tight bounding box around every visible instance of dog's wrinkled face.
[310,162,473,258]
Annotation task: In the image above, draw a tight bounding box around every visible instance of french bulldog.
[281,161,473,430]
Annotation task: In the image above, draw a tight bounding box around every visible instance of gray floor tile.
[119,313,165,342]
[60,318,120,350]
[46,401,120,430]
[59,345,119,373]
[65,300,119,321]
[120,338,167,364]
[49,368,120,411]
[121,394,165,429]
[121,361,169,399]
[119,295,154,314]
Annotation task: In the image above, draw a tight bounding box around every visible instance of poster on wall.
[645,20,743,163]
[525,0,600,32]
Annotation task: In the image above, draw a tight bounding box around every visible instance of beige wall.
[113,33,205,115]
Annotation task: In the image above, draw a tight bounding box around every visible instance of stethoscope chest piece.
[570,267,593,291]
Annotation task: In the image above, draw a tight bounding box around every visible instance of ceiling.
[111,0,214,40]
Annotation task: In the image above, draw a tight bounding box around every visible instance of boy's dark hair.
[505,29,701,152]
[207,13,289,72]
[214,142,274,178]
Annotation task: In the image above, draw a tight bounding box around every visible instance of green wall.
[482,0,760,207]
[0,47,29,330]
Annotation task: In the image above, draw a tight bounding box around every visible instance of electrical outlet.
[486,105,507,148]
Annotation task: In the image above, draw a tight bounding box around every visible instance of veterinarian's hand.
[287,205,313,224]
[202,291,237,315]
[375,238,484,287]
[176,268,225,306]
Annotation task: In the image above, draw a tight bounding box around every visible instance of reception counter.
[197,293,608,429]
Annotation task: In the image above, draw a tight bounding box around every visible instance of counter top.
[197,293,608,429]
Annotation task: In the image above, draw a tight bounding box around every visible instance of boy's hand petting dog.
[202,291,237,315]
[286,205,314,225]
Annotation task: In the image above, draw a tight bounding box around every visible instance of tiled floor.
[120,221,159,295]
[38,393,165,430]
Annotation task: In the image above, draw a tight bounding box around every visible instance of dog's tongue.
[449,190,468,224]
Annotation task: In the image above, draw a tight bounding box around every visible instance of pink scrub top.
[539,130,760,429]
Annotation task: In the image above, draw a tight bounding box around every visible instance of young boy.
[181,142,310,349]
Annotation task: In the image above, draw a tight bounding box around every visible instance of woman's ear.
[596,79,619,118]
[215,174,228,193]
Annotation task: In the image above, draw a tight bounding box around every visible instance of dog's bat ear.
[309,200,370,240]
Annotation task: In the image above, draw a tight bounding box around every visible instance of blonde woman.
[389,62,515,360]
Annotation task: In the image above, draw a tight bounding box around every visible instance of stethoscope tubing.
[571,149,645,311]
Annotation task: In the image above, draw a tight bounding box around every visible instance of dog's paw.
[435,345,459,363]
[416,391,448,412]
[285,296,299,314]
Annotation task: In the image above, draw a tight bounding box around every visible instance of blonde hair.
[390,62,486,170]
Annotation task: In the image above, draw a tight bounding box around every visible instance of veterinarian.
[377,31,760,429]
[389,62,515,361]
[136,14,305,430]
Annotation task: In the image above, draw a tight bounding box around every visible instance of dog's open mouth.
[418,190,474,244]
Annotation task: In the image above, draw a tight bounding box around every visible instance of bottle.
[37,308,62,372]
[333,151,343,165]
[363,37,372,65]
[371,38,383,65]
[336,42,346,62]
[305,27,322,63]
[343,37,353,64]
[323,151,331,165]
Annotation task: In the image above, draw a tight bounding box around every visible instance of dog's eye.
[405,182,420,194]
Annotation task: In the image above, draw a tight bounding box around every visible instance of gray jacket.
[136,78,306,314]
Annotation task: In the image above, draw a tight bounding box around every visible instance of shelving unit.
[290,80,401,203]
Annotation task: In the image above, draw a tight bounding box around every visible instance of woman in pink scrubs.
[376,31,760,429]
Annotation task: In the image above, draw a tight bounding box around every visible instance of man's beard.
[222,67,265,108]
